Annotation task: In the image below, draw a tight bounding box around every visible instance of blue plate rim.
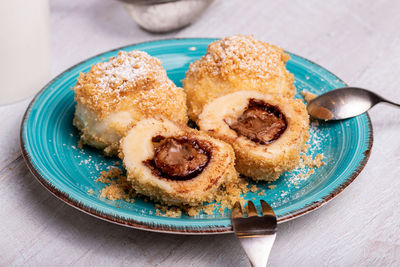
[20,38,373,235]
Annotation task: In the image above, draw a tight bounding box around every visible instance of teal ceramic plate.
[21,38,372,234]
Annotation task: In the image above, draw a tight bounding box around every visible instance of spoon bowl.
[307,87,400,121]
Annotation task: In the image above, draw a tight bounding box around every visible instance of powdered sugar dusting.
[94,51,156,94]
[189,35,288,80]
[284,122,327,188]
[74,50,170,116]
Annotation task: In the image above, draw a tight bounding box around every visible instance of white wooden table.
[1,0,400,266]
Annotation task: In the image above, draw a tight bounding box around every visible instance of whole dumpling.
[73,50,188,156]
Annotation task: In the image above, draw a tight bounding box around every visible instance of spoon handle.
[382,99,400,108]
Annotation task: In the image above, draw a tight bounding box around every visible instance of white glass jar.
[0,0,51,105]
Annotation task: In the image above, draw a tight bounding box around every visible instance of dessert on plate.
[73,50,187,156]
[120,118,238,206]
[72,35,315,215]
[183,34,295,121]
[198,91,309,181]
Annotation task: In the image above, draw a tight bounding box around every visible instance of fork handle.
[239,234,276,267]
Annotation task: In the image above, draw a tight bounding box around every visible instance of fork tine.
[232,200,277,267]
[260,200,276,217]
[232,201,243,218]
[246,201,258,217]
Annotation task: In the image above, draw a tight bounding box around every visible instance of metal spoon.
[307,87,400,121]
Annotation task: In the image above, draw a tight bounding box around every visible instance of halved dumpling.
[120,118,238,206]
[198,91,309,181]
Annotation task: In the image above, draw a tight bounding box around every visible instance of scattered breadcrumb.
[165,208,182,217]
[100,184,127,201]
[257,190,266,196]
[155,204,182,217]
[96,167,136,202]
[184,206,202,217]
[77,140,84,149]
[283,153,325,182]
[203,204,216,215]
[214,177,248,214]
[155,205,182,218]
[96,167,123,183]
[302,144,311,152]
[312,154,324,168]
[93,147,325,217]
[250,185,259,193]
[301,153,325,168]
[87,189,94,195]
[301,90,318,103]
[149,177,249,218]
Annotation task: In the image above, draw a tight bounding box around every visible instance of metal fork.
[232,200,277,267]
